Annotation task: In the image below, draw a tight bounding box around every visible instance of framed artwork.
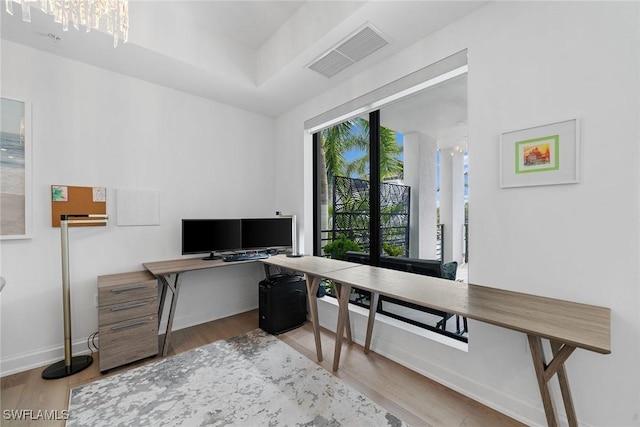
[500,118,579,188]
[0,96,32,239]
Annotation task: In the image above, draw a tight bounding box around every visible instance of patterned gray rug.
[67,329,407,426]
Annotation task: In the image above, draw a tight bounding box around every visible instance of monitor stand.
[202,252,222,260]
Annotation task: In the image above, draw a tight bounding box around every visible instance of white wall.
[275,2,639,426]
[0,41,277,374]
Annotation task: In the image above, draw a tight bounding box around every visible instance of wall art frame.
[0,95,32,239]
[500,118,579,188]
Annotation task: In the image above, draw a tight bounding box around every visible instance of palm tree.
[346,119,403,181]
[318,116,404,252]
[318,120,367,239]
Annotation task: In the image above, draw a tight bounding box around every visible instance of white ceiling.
[1,1,485,122]
[0,0,480,145]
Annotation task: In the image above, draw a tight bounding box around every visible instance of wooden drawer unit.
[98,270,158,372]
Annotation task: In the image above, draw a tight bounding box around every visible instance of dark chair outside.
[441,261,468,335]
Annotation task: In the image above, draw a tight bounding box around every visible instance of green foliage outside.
[322,234,363,297]
[320,116,408,258]
[323,235,362,260]
[382,243,404,257]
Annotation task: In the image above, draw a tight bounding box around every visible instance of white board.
[116,189,160,226]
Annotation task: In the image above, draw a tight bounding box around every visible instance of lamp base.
[286,253,304,258]
[42,355,93,380]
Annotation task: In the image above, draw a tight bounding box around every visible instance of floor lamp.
[42,214,109,380]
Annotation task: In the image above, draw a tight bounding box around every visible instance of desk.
[144,255,611,427]
[319,263,611,427]
[143,257,259,356]
[143,255,357,357]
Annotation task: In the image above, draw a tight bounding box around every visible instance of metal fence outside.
[329,176,410,256]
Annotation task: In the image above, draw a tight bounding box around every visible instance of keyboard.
[223,253,270,262]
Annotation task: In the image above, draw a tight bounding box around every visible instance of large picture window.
[310,52,469,342]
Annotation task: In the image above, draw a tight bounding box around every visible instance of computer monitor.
[241,217,292,250]
[181,219,242,260]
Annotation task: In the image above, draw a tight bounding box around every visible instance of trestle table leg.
[306,275,323,362]
[157,275,169,323]
[364,292,379,354]
[334,282,353,343]
[528,335,578,427]
[161,273,183,357]
[333,283,352,371]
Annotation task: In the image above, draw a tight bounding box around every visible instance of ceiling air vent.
[308,24,390,78]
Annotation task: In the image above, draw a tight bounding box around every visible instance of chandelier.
[4,0,129,47]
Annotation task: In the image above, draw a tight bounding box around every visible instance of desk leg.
[157,275,169,323]
[364,292,379,354]
[306,275,323,362]
[263,264,271,278]
[334,283,353,343]
[551,341,578,427]
[333,283,351,372]
[161,273,183,357]
[528,335,577,427]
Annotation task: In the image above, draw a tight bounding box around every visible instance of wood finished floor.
[1,310,525,426]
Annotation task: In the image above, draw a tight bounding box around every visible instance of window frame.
[309,51,469,343]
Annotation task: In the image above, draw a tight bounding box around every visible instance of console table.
[317,263,611,427]
[143,255,611,427]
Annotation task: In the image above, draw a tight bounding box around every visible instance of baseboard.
[1,337,98,378]
[2,300,258,378]
[159,300,258,332]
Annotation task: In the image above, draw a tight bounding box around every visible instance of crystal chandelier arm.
[4,0,129,47]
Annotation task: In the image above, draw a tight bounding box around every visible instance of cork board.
[51,185,107,227]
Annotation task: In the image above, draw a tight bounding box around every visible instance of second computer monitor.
[241,217,292,249]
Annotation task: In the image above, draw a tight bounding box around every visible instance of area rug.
[67,329,407,426]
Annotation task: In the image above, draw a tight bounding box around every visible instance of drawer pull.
[111,319,151,331]
[111,284,149,293]
[111,301,149,312]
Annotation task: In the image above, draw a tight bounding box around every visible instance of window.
[309,51,469,342]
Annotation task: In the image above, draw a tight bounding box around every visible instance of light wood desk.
[319,263,611,427]
[143,257,259,356]
[144,255,611,427]
[143,255,359,357]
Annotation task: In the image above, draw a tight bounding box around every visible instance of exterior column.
[403,132,438,259]
[440,148,465,264]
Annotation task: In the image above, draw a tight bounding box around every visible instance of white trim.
[0,336,96,377]
[159,301,258,333]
